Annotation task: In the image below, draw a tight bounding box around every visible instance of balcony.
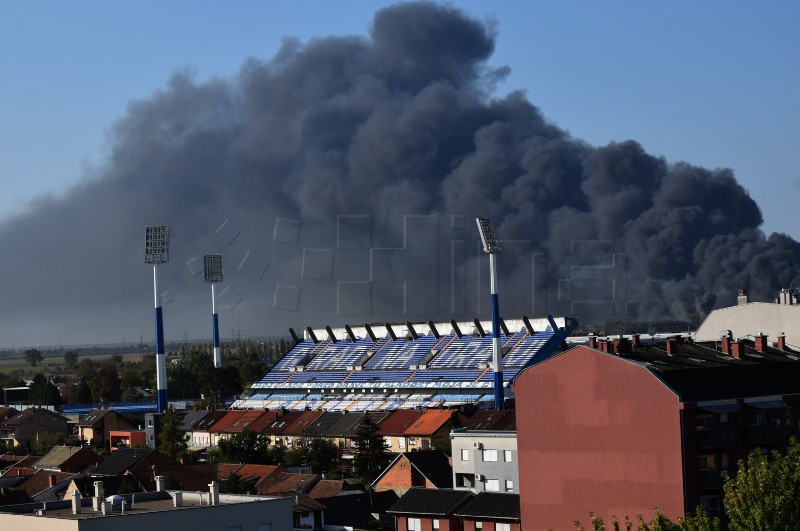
[696,428,741,448]
[697,469,725,489]
[746,425,789,445]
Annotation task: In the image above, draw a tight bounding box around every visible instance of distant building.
[76,409,138,447]
[0,407,69,447]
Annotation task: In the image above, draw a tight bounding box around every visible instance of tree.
[573,508,719,531]
[90,365,122,403]
[158,406,188,461]
[221,471,257,494]
[63,351,79,368]
[305,438,340,475]
[213,430,273,464]
[354,414,391,483]
[28,374,63,406]
[24,348,43,367]
[197,365,243,409]
[31,431,64,455]
[723,438,800,530]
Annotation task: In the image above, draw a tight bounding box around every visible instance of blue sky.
[1,0,798,239]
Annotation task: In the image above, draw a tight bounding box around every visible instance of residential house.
[378,409,424,453]
[282,410,324,448]
[402,409,458,451]
[183,409,227,448]
[450,430,517,493]
[387,487,474,531]
[456,492,521,531]
[76,409,137,447]
[33,446,100,473]
[262,410,304,448]
[108,429,147,451]
[0,407,69,447]
[373,450,453,494]
[88,448,186,492]
[512,337,800,529]
[461,410,515,431]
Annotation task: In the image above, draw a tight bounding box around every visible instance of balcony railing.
[696,429,742,447]
[746,425,789,444]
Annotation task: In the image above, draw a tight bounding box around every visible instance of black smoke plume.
[1,2,798,345]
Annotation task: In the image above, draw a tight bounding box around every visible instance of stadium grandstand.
[236,315,577,411]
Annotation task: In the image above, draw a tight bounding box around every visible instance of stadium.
[236,315,576,411]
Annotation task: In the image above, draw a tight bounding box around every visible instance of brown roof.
[34,446,99,471]
[282,410,325,435]
[259,472,320,495]
[261,410,304,435]
[462,410,515,431]
[377,409,425,436]
[189,410,228,431]
[247,411,281,433]
[3,407,67,426]
[403,409,454,436]
[236,464,281,484]
[225,410,271,434]
[207,410,248,433]
[20,470,75,497]
[308,479,346,499]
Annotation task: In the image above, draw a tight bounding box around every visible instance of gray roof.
[387,488,473,516]
[456,492,521,521]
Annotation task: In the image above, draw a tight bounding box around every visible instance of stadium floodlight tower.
[145,225,170,413]
[476,217,504,410]
[204,254,223,368]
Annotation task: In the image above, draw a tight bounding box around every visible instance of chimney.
[614,337,631,356]
[737,289,750,305]
[588,335,598,349]
[731,340,745,359]
[755,333,768,353]
[631,334,640,347]
[71,490,82,515]
[93,481,104,511]
[600,339,610,353]
[666,338,677,355]
[209,480,220,506]
[778,334,787,351]
[48,474,56,488]
[156,475,165,492]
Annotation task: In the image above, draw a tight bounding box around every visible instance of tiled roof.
[34,446,92,469]
[247,411,281,433]
[190,410,228,431]
[77,409,112,427]
[20,470,76,497]
[90,448,154,476]
[208,410,248,433]
[3,407,67,426]
[462,410,515,431]
[402,451,453,488]
[387,487,473,516]
[376,409,424,436]
[260,472,320,495]
[402,409,454,436]
[283,411,324,435]
[343,411,392,438]
[262,410,304,435]
[324,412,364,437]
[308,479,346,499]
[456,492,521,521]
[303,412,343,436]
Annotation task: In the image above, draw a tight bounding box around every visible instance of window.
[696,414,714,431]
[497,524,511,531]
[485,479,500,492]
[505,480,514,492]
[433,519,440,531]
[475,522,483,531]
[257,525,273,531]
[461,449,470,461]
[399,437,405,448]
[408,518,421,531]
[699,495,720,516]
[482,449,498,462]
[503,450,512,462]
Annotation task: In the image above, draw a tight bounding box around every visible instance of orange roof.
[247,411,281,434]
[207,410,248,433]
[376,409,424,436]
[402,409,454,436]
[282,410,324,435]
[225,410,269,433]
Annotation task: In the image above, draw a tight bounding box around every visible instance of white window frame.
[408,517,421,531]
[497,523,511,531]
[461,448,469,461]
[505,479,514,492]
[482,449,498,462]
[503,450,512,462]
[485,479,500,492]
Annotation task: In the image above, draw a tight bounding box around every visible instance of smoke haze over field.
[1,2,799,346]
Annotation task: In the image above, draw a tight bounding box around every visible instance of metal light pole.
[145,225,170,413]
[204,254,223,368]
[476,218,504,409]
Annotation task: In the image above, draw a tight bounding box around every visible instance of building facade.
[450,430,518,494]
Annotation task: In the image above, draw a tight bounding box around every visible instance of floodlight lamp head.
[203,254,223,283]
[144,225,170,264]
[475,217,500,254]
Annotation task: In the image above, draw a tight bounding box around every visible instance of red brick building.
[388,487,473,531]
[513,339,800,530]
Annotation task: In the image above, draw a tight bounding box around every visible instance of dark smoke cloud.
[1,1,798,346]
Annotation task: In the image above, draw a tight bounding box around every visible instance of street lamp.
[476,217,504,409]
[145,225,170,413]
[204,254,223,368]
